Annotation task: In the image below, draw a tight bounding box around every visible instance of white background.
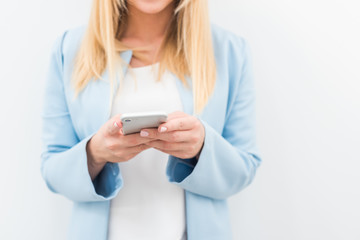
[0,0,359,239]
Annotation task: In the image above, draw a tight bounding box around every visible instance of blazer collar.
[120,50,133,64]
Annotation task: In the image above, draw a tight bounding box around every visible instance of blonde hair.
[72,0,216,114]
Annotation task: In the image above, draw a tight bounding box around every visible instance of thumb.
[107,116,122,135]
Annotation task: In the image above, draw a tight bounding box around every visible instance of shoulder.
[63,25,86,51]
[211,23,246,44]
[49,26,87,82]
[211,23,250,59]
[51,25,86,64]
[210,24,255,106]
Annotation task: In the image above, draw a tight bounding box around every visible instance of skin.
[87,0,205,181]
[121,0,176,67]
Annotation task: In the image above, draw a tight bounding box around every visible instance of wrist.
[87,136,106,167]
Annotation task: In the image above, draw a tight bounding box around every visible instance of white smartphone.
[120,111,168,135]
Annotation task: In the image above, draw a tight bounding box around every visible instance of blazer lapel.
[70,50,133,139]
[173,76,194,116]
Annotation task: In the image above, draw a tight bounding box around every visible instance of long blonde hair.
[72,0,216,114]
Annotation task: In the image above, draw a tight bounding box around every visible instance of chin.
[128,0,175,14]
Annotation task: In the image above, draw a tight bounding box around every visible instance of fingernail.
[120,128,124,135]
[140,130,149,137]
[114,122,119,128]
[159,127,167,133]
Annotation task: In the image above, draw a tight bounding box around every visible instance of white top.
[108,63,186,240]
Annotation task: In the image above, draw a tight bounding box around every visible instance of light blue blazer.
[41,24,262,240]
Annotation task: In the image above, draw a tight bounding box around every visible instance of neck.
[122,3,175,44]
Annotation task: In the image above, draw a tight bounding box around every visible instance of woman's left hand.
[140,111,205,159]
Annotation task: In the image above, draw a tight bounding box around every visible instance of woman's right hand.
[86,114,153,180]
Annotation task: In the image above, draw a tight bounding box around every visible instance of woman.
[41,0,262,239]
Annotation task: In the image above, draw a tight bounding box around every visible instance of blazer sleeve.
[166,38,262,200]
[41,32,123,202]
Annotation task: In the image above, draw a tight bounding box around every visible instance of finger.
[158,117,196,133]
[144,140,189,151]
[121,133,156,147]
[167,111,186,120]
[114,144,152,163]
[107,115,122,135]
[140,128,191,142]
[127,143,152,154]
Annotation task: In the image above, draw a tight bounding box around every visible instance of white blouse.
[108,63,186,240]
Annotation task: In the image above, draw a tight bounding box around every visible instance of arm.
[40,32,123,202]
[166,38,262,199]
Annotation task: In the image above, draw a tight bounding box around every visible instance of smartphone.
[120,111,168,135]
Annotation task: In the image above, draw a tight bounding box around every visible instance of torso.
[107,63,187,240]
